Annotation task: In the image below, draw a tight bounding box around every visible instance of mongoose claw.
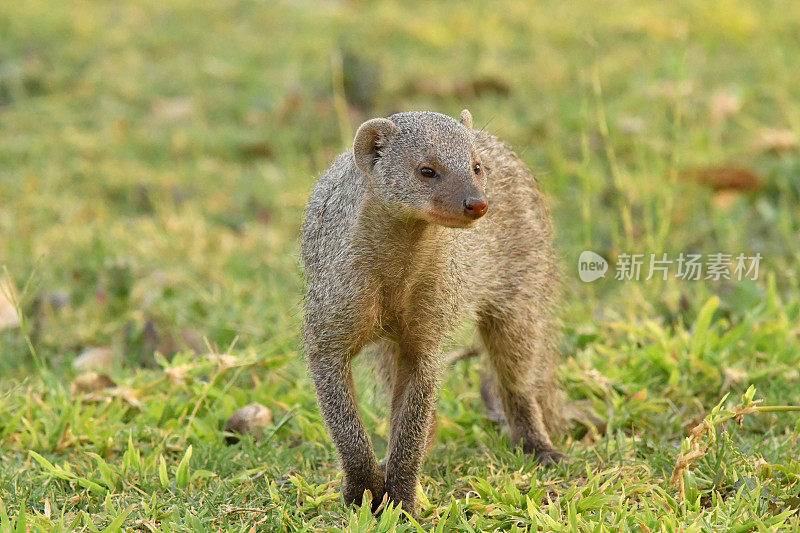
[375,461,419,517]
[342,471,386,511]
[533,448,565,466]
[384,489,418,519]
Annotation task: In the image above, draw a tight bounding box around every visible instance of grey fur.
[301,110,564,516]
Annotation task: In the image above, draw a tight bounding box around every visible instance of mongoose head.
[353,110,488,228]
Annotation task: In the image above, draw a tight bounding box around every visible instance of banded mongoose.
[301,110,564,516]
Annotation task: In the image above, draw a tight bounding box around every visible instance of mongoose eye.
[420,167,437,179]
[473,163,482,175]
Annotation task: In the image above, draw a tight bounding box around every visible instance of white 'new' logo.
[578,251,608,282]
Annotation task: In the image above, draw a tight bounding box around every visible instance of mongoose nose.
[464,197,488,219]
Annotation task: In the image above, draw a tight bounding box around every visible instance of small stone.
[73,346,116,373]
[224,403,272,444]
[70,372,116,396]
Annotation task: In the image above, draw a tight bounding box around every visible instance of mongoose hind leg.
[479,311,564,465]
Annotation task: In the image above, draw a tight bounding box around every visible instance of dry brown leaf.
[166,362,195,384]
[681,166,762,192]
[682,412,706,434]
[209,353,239,370]
[81,386,142,408]
[112,387,142,408]
[240,142,274,160]
[56,425,78,451]
[468,75,512,97]
[670,448,707,487]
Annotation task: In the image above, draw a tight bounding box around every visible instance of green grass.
[2,0,800,530]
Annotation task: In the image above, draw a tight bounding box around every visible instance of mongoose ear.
[353,118,399,175]
[459,109,473,130]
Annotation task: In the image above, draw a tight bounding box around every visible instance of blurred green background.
[1,0,799,530]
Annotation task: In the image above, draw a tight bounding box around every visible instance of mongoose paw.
[342,471,386,512]
[385,490,418,519]
[533,448,565,466]
[376,462,418,517]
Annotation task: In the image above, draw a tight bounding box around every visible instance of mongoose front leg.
[307,344,384,509]
[372,341,440,461]
[383,349,441,517]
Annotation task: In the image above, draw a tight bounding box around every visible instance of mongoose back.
[301,109,564,516]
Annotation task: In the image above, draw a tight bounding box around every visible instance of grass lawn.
[1,0,800,530]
